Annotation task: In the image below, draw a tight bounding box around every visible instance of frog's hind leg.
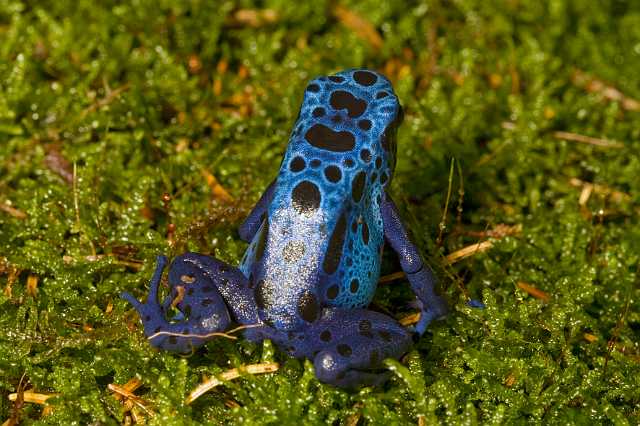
[121,253,259,353]
[270,309,413,388]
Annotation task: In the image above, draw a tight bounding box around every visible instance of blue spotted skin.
[122,69,448,388]
[239,69,399,330]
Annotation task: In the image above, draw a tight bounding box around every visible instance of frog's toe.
[412,296,448,335]
[120,291,143,310]
[467,299,485,308]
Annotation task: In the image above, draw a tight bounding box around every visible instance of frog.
[121,68,448,388]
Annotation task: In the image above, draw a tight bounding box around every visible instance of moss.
[1,0,639,424]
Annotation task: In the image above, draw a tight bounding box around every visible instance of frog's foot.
[122,253,258,353]
[266,309,412,389]
[467,299,485,308]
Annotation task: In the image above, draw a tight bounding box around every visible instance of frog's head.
[290,69,403,183]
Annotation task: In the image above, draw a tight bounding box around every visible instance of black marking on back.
[291,180,321,216]
[324,165,342,183]
[327,284,339,299]
[362,221,369,245]
[358,119,371,130]
[353,70,377,86]
[305,123,355,152]
[329,90,367,118]
[323,213,347,274]
[290,156,305,172]
[351,171,366,202]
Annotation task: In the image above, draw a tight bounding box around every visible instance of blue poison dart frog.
[122,69,450,388]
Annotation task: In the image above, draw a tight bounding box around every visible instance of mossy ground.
[1,1,640,424]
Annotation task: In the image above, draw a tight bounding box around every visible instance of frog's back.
[242,69,402,330]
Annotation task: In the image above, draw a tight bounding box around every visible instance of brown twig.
[552,131,623,148]
[583,333,598,343]
[569,178,630,204]
[379,239,498,285]
[8,391,58,405]
[26,274,38,297]
[571,70,640,111]
[443,241,493,265]
[0,201,27,219]
[516,281,550,302]
[398,312,420,327]
[186,362,280,404]
[226,9,278,28]
[5,374,27,426]
[459,224,522,239]
[501,123,624,149]
[224,399,241,409]
[110,378,141,395]
[378,271,406,285]
[108,382,155,417]
[333,5,383,49]
[2,261,20,298]
[201,169,234,203]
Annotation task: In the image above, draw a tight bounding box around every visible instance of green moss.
[1,0,639,424]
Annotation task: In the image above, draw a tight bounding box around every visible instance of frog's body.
[122,69,448,388]
[239,70,398,330]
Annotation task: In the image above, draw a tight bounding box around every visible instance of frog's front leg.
[262,309,412,388]
[381,194,448,335]
[121,253,260,352]
[238,180,276,242]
